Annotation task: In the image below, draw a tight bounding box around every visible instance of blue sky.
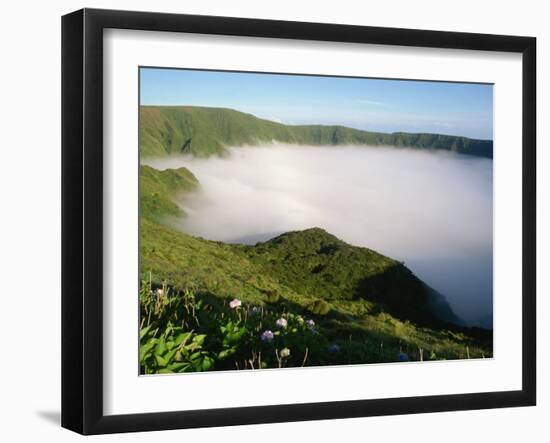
[140,67,493,140]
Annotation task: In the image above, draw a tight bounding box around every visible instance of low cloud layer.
[144,144,493,327]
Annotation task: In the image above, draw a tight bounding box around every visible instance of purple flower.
[229,298,242,309]
[398,352,409,362]
[306,319,315,328]
[261,330,274,343]
[275,318,288,329]
[328,343,340,353]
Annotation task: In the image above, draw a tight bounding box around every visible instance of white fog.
[144,144,493,328]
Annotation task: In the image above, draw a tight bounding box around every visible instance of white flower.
[275,318,288,329]
[306,319,315,328]
[280,347,291,358]
[229,298,242,309]
[156,288,164,296]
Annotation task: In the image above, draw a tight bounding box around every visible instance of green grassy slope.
[139,219,492,370]
[140,105,493,158]
[140,164,198,219]
[141,220,459,329]
[138,165,492,372]
[240,228,461,327]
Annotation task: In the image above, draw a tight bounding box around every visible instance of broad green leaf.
[190,351,202,360]
[155,336,167,356]
[167,362,190,372]
[193,334,207,346]
[174,332,192,346]
[155,354,168,367]
[201,356,214,371]
[164,348,178,362]
[139,341,157,362]
[140,324,153,341]
[218,348,236,360]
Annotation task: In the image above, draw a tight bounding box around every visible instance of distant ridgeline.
[140,105,493,158]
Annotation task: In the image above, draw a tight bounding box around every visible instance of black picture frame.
[62,8,537,435]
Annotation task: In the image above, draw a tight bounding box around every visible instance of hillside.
[140,164,198,219]
[240,228,462,327]
[141,217,459,328]
[140,105,493,158]
[138,165,492,373]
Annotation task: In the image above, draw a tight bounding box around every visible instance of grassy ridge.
[240,228,463,327]
[139,165,492,372]
[140,164,198,218]
[141,219,456,329]
[140,105,493,158]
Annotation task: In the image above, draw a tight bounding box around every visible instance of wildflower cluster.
[143,279,456,373]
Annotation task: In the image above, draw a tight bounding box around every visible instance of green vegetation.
[140,105,493,158]
[139,164,492,373]
[139,275,492,374]
[140,164,198,219]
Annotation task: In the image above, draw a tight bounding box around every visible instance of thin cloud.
[354,98,389,107]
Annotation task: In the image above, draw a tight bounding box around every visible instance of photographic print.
[138,67,494,375]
